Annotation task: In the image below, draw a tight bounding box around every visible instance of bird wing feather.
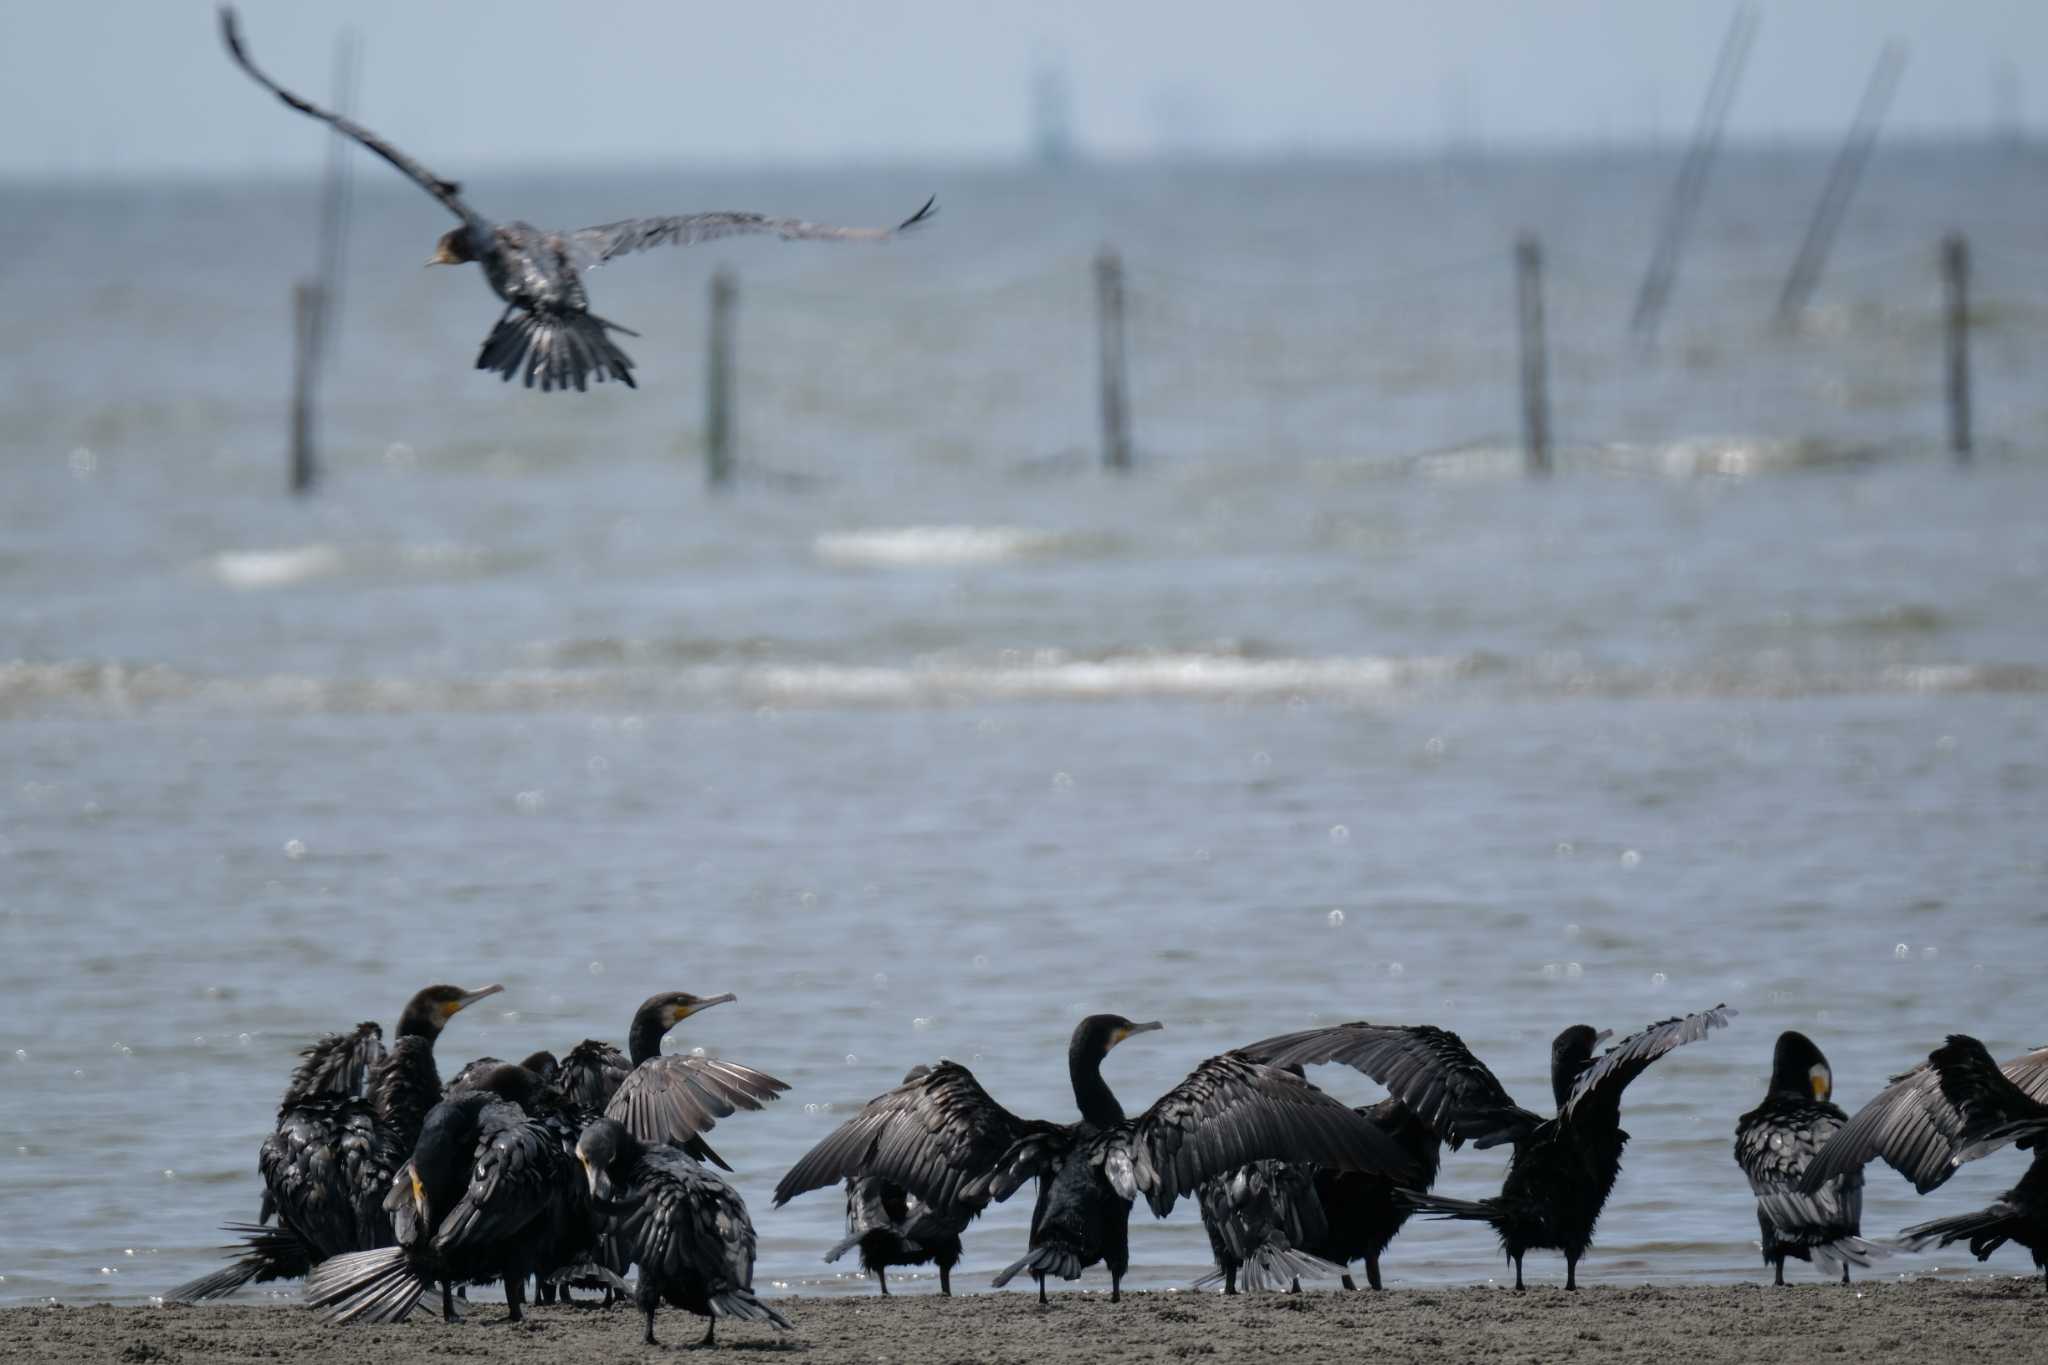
[1239,1023,1541,1150]
[557,1040,633,1113]
[218,7,483,231]
[603,1054,789,1151]
[565,196,936,270]
[626,1147,757,1294]
[1735,1095,1861,1233]
[279,1024,385,1107]
[1127,1053,1417,1218]
[1562,1004,1735,1123]
[431,1103,568,1254]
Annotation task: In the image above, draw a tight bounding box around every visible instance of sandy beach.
[6,1280,2045,1365]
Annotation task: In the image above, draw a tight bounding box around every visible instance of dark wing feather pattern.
[280,1024,385,1107]
[1735,1095,1875,1267]
[1801,1060,1963,1196]
[1126,1054,1416,1218]
[772,1060,1062,1215]
[1240,1023,1542,1150]
[567,196,937,268]
[1929,1037,2048,1163]
[218,8,481,230]
[1562,1004,1735,1122]
[604,1055,788,1151]
[257,1100,387,1258]
[557,1040,633,1113]
[430,1102,565,1254]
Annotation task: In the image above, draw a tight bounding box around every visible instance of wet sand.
[7,1280,2045,1365]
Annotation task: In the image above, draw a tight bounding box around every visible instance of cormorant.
[1732,1030,1882,1285]
[1802,1035,2048,1288]
[1243,1004,1733,1290]
[773,1015,1416,1303]
[168,984,502,1301]
[307,1063,591,1323]
[596,991,789,1167]
[818,1066,972,1295]
[577,1117,793,1347]
[218,8,935,394]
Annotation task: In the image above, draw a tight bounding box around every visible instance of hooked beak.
[682,993,738,1019]
[1810,1067,1832,1102]
[1110,1020,1165,1049]
[1592,1028,1614,1047]
[425,243,462,266]
[455,984,505,1012]
[581,1158,613,1203]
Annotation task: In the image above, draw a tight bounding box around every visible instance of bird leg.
[441,1282,462,1324]
[1110,1269,1123,1304]
[1036,1272,1048,1306]
[878,1265,890,1296]
[1512,1255,1525,1292]
[642,1305,659,1347]
[1223,1265,1237,1296]
[1565,1255,1578,1292]
[1840,1264,1850,1286]
[939,1262,952,1296]
[1340,1273,1357,1292]
[499,1272,525,1323]
[1366,1255,1383,1292]
[696,1318,717,1348]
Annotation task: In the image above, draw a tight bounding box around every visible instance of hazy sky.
[2,1,2041,178]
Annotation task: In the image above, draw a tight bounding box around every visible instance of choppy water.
[2,147,2046,1304]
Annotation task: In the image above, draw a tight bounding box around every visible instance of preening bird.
[1244,1005,1734,1290]
[576,1118,792,1347]
[773,1015,1416,1303]
[1732,1030,1883,1285]
[1802,1034,2048,1288]
[217,7,934,393]
[167,984,502,1302]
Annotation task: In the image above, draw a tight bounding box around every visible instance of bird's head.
[1549,1024,1612,1110]
[427,227,476,266]
[396,983,504,1039]
[1073,1014,1164,1061]
[641,991,738,1033]
[1770,1030,1832,1102]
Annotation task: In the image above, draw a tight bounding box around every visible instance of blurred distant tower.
[1032,57,1077,166]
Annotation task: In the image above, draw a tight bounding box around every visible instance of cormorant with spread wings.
[1800,1034,2048,1287]
[772,1015,1416,1302]
[1242,1005,1734,1290]
[596,990,789,1164]
[218,8,935,393]
[1732,1031,1883,1285]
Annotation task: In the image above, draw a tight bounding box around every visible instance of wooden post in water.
[1516,235,1552,475]
[1095,248,1132,472]
[1943,233,1971,461]
[289,282,325,495]
[705,269,736,488]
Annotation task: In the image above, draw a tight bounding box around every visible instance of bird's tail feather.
[711,1288,792,1330]
[1895,1204,2020,1259]
[821,1230,863,1264]
[991,1243,1084,1288]
[1193,1244,1345,1293]
[166,1222,315,1302]
[477,308,638,393]
[1400,1189,1507,1228]
[1806,1235,1891,1273]
[304,1246,429,1324]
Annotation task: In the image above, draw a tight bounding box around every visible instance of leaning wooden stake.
[705,269,736,488]
[289,282,325,495]
[1516,236,1552,475]
[1095,248,1132,472]
[1943,233,1971,461]
[1774,41,1907,329]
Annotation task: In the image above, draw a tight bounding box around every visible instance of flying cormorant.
[1802,1035,2048,1287]
[168,984,502,1301]
[218,8,934,393]
[1243,1004,1733,1290]
[577,1117,793,1346]
[773,1015,1416,1303]
[1732,1030,1882,1285]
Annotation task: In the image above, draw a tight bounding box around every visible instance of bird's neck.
[627,1012,670,1066]
[371,1036,445,1147]
[1068,1044,1125,1128]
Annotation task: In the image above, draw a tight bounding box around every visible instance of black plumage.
[816,1068,971,1295]
[1733,1031,1881,1285]
[219,8,934,394]
[598,990,790,1169]
[306,1065,591,1324]
[168,984,502,1302]
[1194,1156,1338,1294]
[1804,1035,2048,1288]
[576,1118,792,1347]
[1245,1005,1733,1290]
[774,1016,1415,1303]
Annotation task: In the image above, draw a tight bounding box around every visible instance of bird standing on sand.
[168,983,503,1302]
[218,8,934,393]
[773,1016,1415,1303]
[818,1066,974,1296]
[1733,1030,1883,1285]
[1803,1034,2048,1288]
[1244,1005,1733,1290]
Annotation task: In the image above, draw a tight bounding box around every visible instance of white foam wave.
[209,545,344,589]
[813,526,1072,568]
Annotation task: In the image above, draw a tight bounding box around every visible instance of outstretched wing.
[1802,1037,2048,1196]
[604,1055,788,1152]
[567,195,936,269]
[1929,1036,2048,1162]
[218,7,481,229]
[772,1060,1062,1217]
[1562,1004,1734,1123]
[1240,1023,1541,1150]
[1126,1054,1417,1218]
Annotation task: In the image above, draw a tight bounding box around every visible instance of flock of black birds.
[166,982,2047,1346]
